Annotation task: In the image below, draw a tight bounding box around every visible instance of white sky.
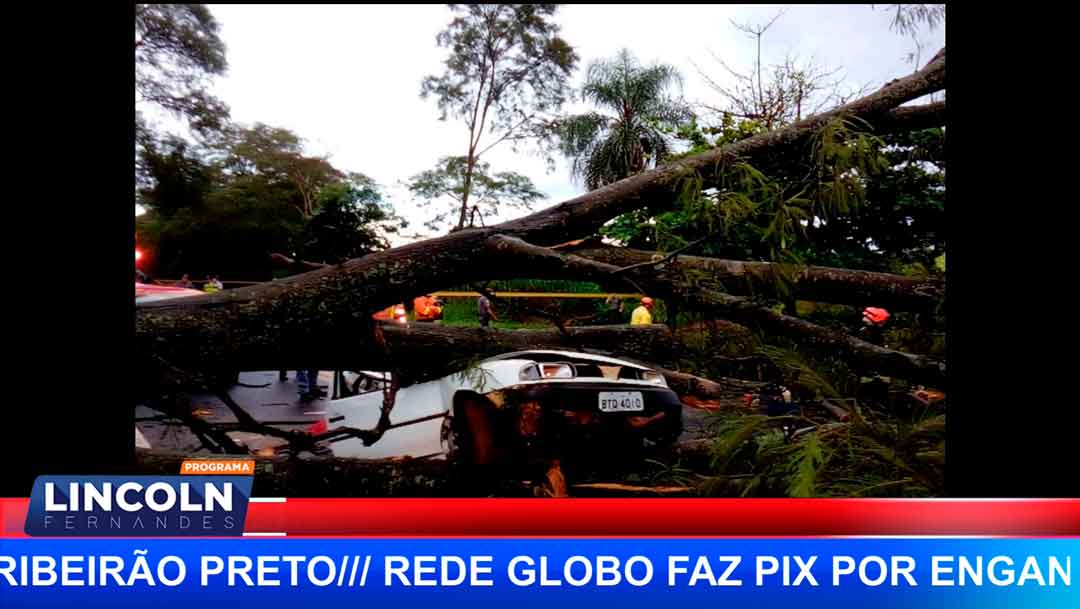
[137,4,945,244]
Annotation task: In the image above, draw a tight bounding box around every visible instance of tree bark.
[487,235,946,387]
[565,244,944,311]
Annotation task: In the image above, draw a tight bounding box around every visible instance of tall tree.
[555,49,693,190]
[217,124,343,219]
[136,132,216,217]
[406,156,545,232]
[135,4,230,138]
[694,10,865,133]
[136,123,393,280]
[421,4,578,229]
[294,174,406,264]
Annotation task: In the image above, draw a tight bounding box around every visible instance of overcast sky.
[139,4,945,244]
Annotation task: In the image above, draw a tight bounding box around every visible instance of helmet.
[641,297,654,306]
[862,307,890,325]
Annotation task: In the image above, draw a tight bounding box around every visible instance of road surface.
[135,371,333,453]
[136,370,717,454]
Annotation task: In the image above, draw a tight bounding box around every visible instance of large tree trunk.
[136,50,946,392]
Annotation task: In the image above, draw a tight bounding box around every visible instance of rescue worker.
[203,275,222,293]
[413,294,443,322]
[477,294,497,327]
[177,274,193,289]
[860,306,890,346]
[630,297,654,325]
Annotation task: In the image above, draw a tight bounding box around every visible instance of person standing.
[860,307,890,347]
[630,297,654,325]
[296,369,323,402]
[203,275,221,293]
[177,274,193,289]
[477,294,497,328]
[604,295,623,324]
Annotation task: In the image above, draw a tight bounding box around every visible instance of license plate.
[598,391,644,412]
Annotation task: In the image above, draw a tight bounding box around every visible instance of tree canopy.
[556,49,693,190]
[135,4,230,138]
[406,156,546,231]
[421,4,578,229]
[137,124,404,280]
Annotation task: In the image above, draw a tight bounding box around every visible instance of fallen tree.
[135,49,946,467]
[562,241,944,311]
[486,235,946,387]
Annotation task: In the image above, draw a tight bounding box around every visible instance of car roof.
[484,350,651,370]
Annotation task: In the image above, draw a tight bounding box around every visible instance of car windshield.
[517,353,651,381]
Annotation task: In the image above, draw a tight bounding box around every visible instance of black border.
[1,4,132,496]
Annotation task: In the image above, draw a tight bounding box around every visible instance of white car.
[316,350,683,464]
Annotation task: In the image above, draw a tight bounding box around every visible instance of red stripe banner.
[4,498,1079,538]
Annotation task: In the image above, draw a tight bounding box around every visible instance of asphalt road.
[135,371,333,453]
[135,370,717,454]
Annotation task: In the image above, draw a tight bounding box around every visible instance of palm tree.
[556,49,693,190]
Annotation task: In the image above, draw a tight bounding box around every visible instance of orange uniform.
[413,295,443,321]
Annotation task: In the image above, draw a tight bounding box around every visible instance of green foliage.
[213,123,343,218]
[602,116,944,277]
[703,400,945,498]
[136,124,400,280]
[294,175,406,264]
[135,133,216,216]
[555,49,693,189]
[406,156,545,231]
[757,344,844,399]
[135,4,230,138]
[421,4,577,130]
[421,4,578,229]
[800,126,945,271]
[785,431,824,497]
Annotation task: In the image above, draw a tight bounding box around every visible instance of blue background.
[1,538,1076,608]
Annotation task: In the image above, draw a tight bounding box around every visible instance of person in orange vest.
[413,294,444,322]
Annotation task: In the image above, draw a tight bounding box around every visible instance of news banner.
[1,461,1076,608]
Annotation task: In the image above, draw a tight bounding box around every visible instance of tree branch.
[562,244,944,311]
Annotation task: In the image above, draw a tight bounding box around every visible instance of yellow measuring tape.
[431,291,643,299]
